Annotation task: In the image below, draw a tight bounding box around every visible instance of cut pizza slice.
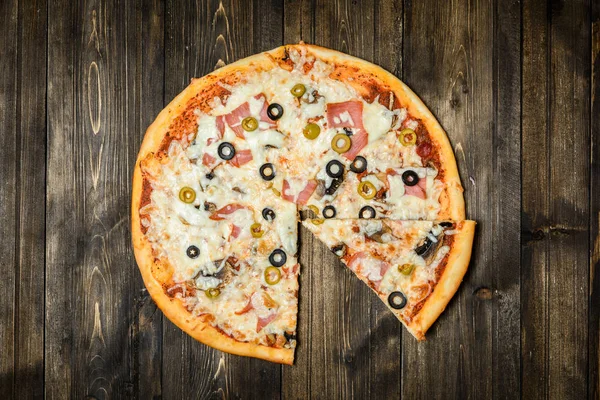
[302,219,475,340]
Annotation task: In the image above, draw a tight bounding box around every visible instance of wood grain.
[522,0,591,399]
[0,0,18,397]
[14,0,47,398]
[0,0,595,397]
[590,3,600,399]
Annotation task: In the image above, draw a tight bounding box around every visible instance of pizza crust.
[405,220,476,339]
[132,43,470,362]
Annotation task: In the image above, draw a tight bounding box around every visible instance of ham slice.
[229,149,253,167]
[405,178,427,199]
[346,252,367,273]
[202,153,217,167]
[209,204,247,220]
[230,224,241,239]
[327,101,368,161]
[215,115,226,139]
[235,295,254,315]
[282,179,317,205]
[256,313,277,332]
[221,94,276,139]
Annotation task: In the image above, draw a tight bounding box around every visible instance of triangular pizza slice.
[302,219,475,339]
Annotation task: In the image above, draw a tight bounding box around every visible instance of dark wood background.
[0,0,598,398]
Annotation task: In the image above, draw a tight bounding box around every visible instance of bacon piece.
[327,101,365,130]
[209,204,247,220]
[296,180,317,205]
[202,153,217,167]
[220,94,276,139]
[224,102,251,138]
[229,149,253,167]
[215,115,226,139]
[256,313,277,332]
[345,252,367,273]
[230,224,241,239]
[343,129,368,161]
[326,101,368,161]
[235,295,254,315]
[405,178,427,199]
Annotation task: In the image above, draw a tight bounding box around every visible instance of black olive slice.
[204,201,217,212]
[269,249,287,267]
[440,221,454,228]
[218,142,235,160]
[358,206,376,219]
[325,177,343,195]
[186,245,200,259]
[349,156,367,173]
[259,163,276,181]
[415,237,433,256]
[323,205,337,219]
[388,291,407,309]
[267,103,284,120]
[325,160,345,178]
[343,127,353,136]
[284,331,297,342]
[332,243,347,257]
[262,207,276,222]
[205,172,215,180]
[402,170,419,186]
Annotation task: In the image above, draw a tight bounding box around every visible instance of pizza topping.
[250,223,264,238]
[398,263,416,276]
[282,179,318,205]
[179,187,196,204]
[388,291,407,309]
[332,243,347,257]
[399,128,417,146]
[303,123,321,140]
[365,222,393,243]
[202,152,218,167]
[257,313,278,332]
[229,149,253,167]
[242,116,259,132]
[358,181,377,200]
[291,83,306,97]
[325,160,345,178]
[322,205,337,219]
[223,102,252,138]
[267,103,284,120]
[330,133,351,154]
[416,141,433,158]
[269,249,287,267]
[265,266,282,285]
[205,288,221,299]
[404,176,427,199]
[402,170,419,186]
[327,101,369,160]
[186,245,200,259]
[349,156,367,173]
[218,142,236,160]
[259,163,276,181]
[359,205,376,219]
[209,204,247,220]
[262,207,276,221]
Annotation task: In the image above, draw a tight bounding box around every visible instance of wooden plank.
[490,0,521,397]
[521,0,549,397]
[14,0,47,398]
[590,4,600,399]
[0,0,18,397]
[46,0,77,396]
[162,1,283,398]
[47,0,151,397]
[402,0,513,397]
[522,0,591,399]
[132,0,164,398]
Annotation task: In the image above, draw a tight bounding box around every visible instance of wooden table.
[1,0,598,398]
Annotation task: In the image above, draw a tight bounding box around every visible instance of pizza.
[302,219,475,339]
[131,43,475,365]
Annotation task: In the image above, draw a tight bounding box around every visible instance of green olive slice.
[399,128,417,146]
[242,116,259,132]
[303,123,321,140]
[179,187,196,203]
[291,84,306,97]
[265,266,282,285]
[331,134,352,153]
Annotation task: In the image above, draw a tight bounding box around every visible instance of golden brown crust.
[405,220,476,339]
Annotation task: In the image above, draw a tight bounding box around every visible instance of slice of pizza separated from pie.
[131,43,476,365]
[302,219,475,339]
